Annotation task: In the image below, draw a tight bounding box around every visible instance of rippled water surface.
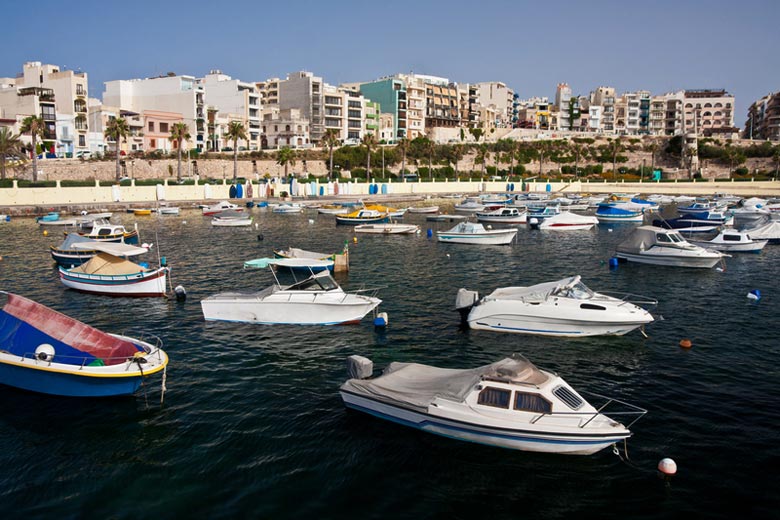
[1,204,778,519]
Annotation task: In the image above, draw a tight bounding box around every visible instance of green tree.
[468,127,484,143]
[0,127,25,180]
[103,117,130,182]
[322,128,340,180]
[475,143,489,177]
[169,122,191,182]
[277,146,297,178]
[450,144,464,177]
[570,142,584,177]
[607,138,625,179]
[362,133,377,178]
[397,138,410,177]
[225,121,247,181]
[424,137,436,179]
[772,148,780,179]
[20,115,45,181]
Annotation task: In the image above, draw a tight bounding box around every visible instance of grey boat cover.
[56,232,94,250]
[484,276,581,303]
[341,357,549,412]
[740,219,780,241]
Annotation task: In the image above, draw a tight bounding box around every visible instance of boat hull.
[201,294,380,325]
[467,312,649,337]
[354,224,419,234]
[340,391,629,455]
[59,267,169,296]
[437,230,517,245]
[614,251,722,268]
[0,360,143,396]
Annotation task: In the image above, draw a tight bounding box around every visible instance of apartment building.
[0,61,89,156]
[0,83,57,149]
[590,87,616,134]
[456,84,480,128]
[392,74,425,139]
[413,74,460,131]
[261,107,309,149]
[276,71,324,144]
[554,83,573,130]
[104,74,207,151]
[682,89,736,137]
[473,82,515,128]
[745,92,780,141]
[358,78,407,140]
[202,70,261,150]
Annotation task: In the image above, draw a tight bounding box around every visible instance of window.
[348,100,361,108]
[477,387,511,409]
[78,135,85,147]
[297,125,302,132]
[514,392,552,413]
[150,138,156,148]
[285,125,291,132]
[148,122,155,132]
[348,110,361,118]
[552,386,583,410]
[160,122,169,133]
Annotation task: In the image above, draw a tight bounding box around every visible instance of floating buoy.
[658,458,677,478]
[608,228,613,232]
[679,339,692,349]
[446,253,451,258]
[182,220,187,225]
[257,233,264,241]
[42,230,48,236]
[427,229,433,238]
[373,312,388,327]
[255,223,259,230]
[609,257,619,269]
[308,219,314,224]
[747,289,761,301]
[174,285,187,302]
[353,236,358,243]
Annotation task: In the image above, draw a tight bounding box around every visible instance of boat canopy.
[68,252,147,275]
[244,258,334,270]
[342,357,549,412]
[0,293,143,365]
[616,226,688,253]
[484,276,591,302]
[70,241,149,257]
[56,233,94,250]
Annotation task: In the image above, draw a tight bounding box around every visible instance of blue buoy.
[427,229,433,238]
[609,257,619,269]
[160,256,167,267]
[748,289,761,301]
[373,312,388,327]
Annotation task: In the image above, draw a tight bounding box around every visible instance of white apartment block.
[202,70,261,150]
[0,61,89,156]
[394,74,426,139]
[591,87,616,133]
[474,82,515,128]
[682,89,735,137]
[103,74,206,151]
[276,71,325,143]
[261,107,310,149]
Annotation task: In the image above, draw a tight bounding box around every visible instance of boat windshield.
[556,281,594,300]
[287,274,339,292]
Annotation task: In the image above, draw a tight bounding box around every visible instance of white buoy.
[182,220,187,225]
[747,289,761,301]
[658,458,677,477]
[255,223,259,230]
[308,219,314,224]
[608,228,613,232]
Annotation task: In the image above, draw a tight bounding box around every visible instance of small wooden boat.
[407,206,440,214]
[354,224,420,235]
[202,201,243,216]
[336,209,389,225]
[212,215,253,227]
[50,234,151,267]
[274,245,349,273]
[78,223,139,244]
[317,204,349,215]
[426,214,467,222]
[133,209,152,216]
[0,291,168,397]
[58,253,169,297]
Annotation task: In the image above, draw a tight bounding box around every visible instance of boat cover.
[274,247,330,260]
[616,226,666,253]
[68,253,146,275]
[56,233,94,250]
[0,293,142,365]
[342,357,549,412]
[739,219,780,241]
[485,276,581,302]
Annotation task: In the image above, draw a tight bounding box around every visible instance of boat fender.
[35,344,55,362]
[658,458,677,480]
[373,312,388,327]
[427,229,433,238]
[174,285,187,302]
[609,257,619,269]
[346,355,373,379]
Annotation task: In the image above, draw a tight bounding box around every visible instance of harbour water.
[1,204,779,519]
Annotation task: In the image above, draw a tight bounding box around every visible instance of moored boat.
[212,215,253,227]
[340,354,646,455]
[688,230,767,253]
[335,208,389,225]
[406,205,440,214]
[437,222,517,245]
[50,234,151,267]
[475,207,527,224]
[538,211,599,231]
[78,223,139,244]
[354,223,420,234]
[615,225,726,268]
[595,202,644,222]
[58,253,169,296]
[0,291,168,397]
[202,201,243,216]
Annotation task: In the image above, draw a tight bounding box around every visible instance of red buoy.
[679,339,692,349]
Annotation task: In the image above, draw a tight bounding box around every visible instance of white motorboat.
[212,215,253,227]
[158,206,180,215]
[475,207,527,224]
[615,226,726,268]
[201,264,381,325]
[317,204,349,215]
[539,211,599,231]
[354,223,420,234]
[340,354,647,455]
[272,203,304,214]
[437,222,517,245]
[688,230,767,253]
[456,275,655,337]
[202,201,242,216]
[454,198,486,213]
[406,206,440,214]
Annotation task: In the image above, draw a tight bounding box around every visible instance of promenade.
[2,177,780,215]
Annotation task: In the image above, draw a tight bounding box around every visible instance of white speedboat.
[354,223,420,234]
[688,230,767,253]
[615,226,726,268]
[272,203,304,214]
[456,276,655,337]
[454,198,486,213]
[475,207,527,224]
[340,354,647,455]
[212,215,253,227]
[539,211,599,231]
[437,222,517,245]
[202,201,242,216]
[201,264,381,325]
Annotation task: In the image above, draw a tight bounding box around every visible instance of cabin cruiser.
[615,226,726,268]
[437,222,517,245]
[340,354,647,455]
[475,207,527,224]
[456,275,655,337]
[688,230,767,253]
[201,262,381,325]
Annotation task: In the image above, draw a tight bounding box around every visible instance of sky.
[2,0,778,126]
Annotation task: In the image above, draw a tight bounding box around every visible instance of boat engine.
[455,289,480,326]
[346,355,373,379]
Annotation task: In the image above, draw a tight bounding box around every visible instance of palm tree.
[772,148,780,179]
[225,121,247,181]
[322,129,340,180]
[0,127,25,180]
[277,146,297,178]
[397,138,410,178]
[425,138,436,179]
[169,122,191,182]
[451,144,464,177]
[533,140,552,176]
[570,142,583,178]
[362,133,377,178]
[607,138,624,179]
[475,143,489,177]
[104,117,130,182]
[645,138,661,174]
[20,115,45,181]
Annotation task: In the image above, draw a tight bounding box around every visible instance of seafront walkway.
[2,177,780,215]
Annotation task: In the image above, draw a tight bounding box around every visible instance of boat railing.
[346,285,385,301]
[18,341,164,370]
[596,291,658,308]
[529,391,647,429]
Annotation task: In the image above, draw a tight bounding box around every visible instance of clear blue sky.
[3,0,778,127]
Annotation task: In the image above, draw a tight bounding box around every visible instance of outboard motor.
[455,288,480,326]
[346,355,373,380]
[528,217,541,230]
[174,285,187,302]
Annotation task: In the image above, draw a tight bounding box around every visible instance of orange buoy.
[42,230,48,236]
[658,458,677,477]
[679,339,692,349]
[353,236,358,243]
